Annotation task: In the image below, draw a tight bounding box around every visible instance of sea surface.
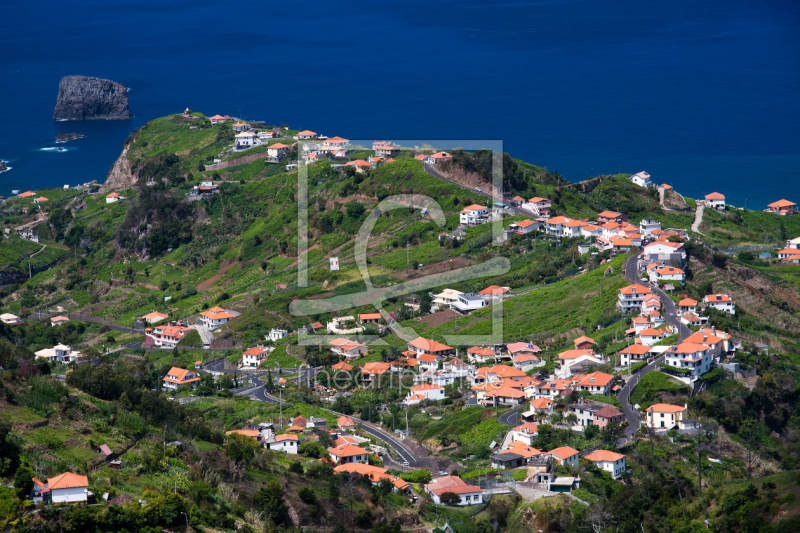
[1,0,799,209]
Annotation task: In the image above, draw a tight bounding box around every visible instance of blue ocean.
[1,0,798,209]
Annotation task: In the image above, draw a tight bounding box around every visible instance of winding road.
[616,253,691,442]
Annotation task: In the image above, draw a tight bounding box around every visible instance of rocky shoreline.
[56,132,86,143]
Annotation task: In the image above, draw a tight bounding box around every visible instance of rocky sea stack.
[53,75,132,121]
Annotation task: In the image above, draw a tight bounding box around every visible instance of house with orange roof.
[506,342,541,357]
[637,327,664,346]
[480,384,527,407]
[31,477,47,503]
[45,472,89,504]
[425,151,453,164]
[337,416,356,431]
[443,357,475,376]
[533,379,572,399]
[509,219,540,234]
[328,443,369,464]
[597,210,627,224]
[704,192,726,210]
[147,324,192,348]
[407,337,453,357]
[574,371,615,395]
[664,343,713,379]
[208,114,228,124]
[703,293,735,315]
[242,345,270,368]
[50,315,70,327]
[372,141,400,157]
[322,136,350,149]
[648,265,685,285]
[267,142,290,162]
[510,195,526,206]
[631,316,650,334]
[584,450,627,479]
[358,312,382,324]
[777,248,800,261]
[545,216,586,238]
[524,197,551,216]
[232,122,250,131]
[677,297,698,316]
[556,349,605,378]
[235,130,256,150]
[619,343,653,366]
[459,204,489,226]
[642,240,687,265]
[361,362,392,387]
[295,130,317,139]
[767,199,797,216]
[330,338,368,360]
[424,475,482,505]
[405,383,446,405]
[512,353,541,372]
[528,397,556,416]
[617,284,653,313]
[465,346,496,364]
[142,311,169,324]
[684,329,725,357]
[34,196,49,204]
[162,366,201,391]
[200,306,237,328]
[546,446,580,468]
[573,336,596,350]
[17,191,35,197]
[331,361,353,372]
[263,433,299,454]
[680,313,705,327]
[510,422,540,446]
[645,403,687,429]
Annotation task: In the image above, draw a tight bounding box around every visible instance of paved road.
[616,252,691,443]
[498,406,523,427]
[691,204,705,235]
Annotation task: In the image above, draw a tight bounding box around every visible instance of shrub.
[298,487,317,504]
[289,461,304,474]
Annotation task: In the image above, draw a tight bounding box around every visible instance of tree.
[419,292,433,315]
[584,424,600,439]
[740,417,764,479]
[252,481,289,525]
[600,421,624,448]
[298,487,317,504]
[585,503,615,533]
[160,280,169,291]
[14,464,34,499]
[439,492,462,505]
[0,420,22,476]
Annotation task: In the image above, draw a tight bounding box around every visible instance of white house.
[50,316,70,327]
[545,216,585,238]
[664,342,713,379]
[703,294,735,315]
[638,328,664,346]
[433,289,463,307]
[330,338,368,360]
[460,204,489,226]
[510,422,539,446]
[512,354,541,372]
[46,472,89,504]
[35,344,82,363]
[323,136,350,149]
[639,219,662,237]
[466,346,496,364]
[619,343,652,366]
[426,152,453,164]
[327,444,368,464]
[162,366,201,390]
[242,346,269,368]
[414,353,444,373]
[630,171,652,188]
[645,403,687,430]
[574,371,614,395]
[146,324,191,348]
[200,306,236,328]
[0,313,22,325]
[677,297,698,317]
[405,383,446,405]
[264,434,299,454]
[642,241,686,265]
[546,446,580,468]
[235,131,256,150]
[267,143,290,162]
[680,314,706,327]
[295,130,317,140]
[105,192,122,204]
[509,219,539,234]
[617,284,653,313]
[451,292,487,314]
[584,450,626,479]
[704,192,726,210]
[443,358,475,377]
[526,197,551,215]
[268,329,288,341]
[425,475,482,506]
[232,123,250,132]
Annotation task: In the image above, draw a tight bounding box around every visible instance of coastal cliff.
[101,140,137,192]
[53,76,132,120]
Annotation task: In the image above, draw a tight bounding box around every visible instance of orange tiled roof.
[585,450,625,462]
[409,337,452,353]
[48,472,89,490]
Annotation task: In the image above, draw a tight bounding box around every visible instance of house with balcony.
[648,265,685,285]
[664,343,713,379]
[404,383,446,406]
[617,284,653,313]
[677,297,698,316]
[162,366,201,390]
[361,362,392,388]
[546,446,580,468]
[639,218,661,237]
[642,240,687,266]
[242,346,270,368]
[597,211,627,224]
[372,141,400,157]
[432,288,463,308]
[526,197,551,215]
[146,324,192,349]
[766,199,797,216]
[267,143,290,163]
[460,204,489,226]
[330,338,368,360]
[443,358,474,377]
[235,131,256,150]
[451,292,487,314]
[34,344,82,364]
[619,343,653,366]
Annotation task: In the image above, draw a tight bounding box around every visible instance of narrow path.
[691,204,705,235]
[13,212,47,231]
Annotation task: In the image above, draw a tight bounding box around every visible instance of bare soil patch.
[419,308,459,327]
[198,261,238,291]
